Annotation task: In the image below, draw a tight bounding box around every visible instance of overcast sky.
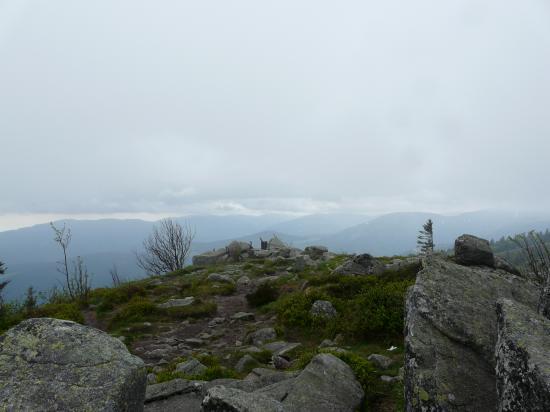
[1,0,550,230]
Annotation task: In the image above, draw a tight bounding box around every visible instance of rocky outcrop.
[145,355,362,412]
[310,300,337,318]
[200,353,363,412]
[405,246,540,411]
[496,299,550,411]
[0,318,147,411]
[332,253,384,276]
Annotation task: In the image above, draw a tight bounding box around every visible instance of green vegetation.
[246,282,279,307]
[156,354,239,383]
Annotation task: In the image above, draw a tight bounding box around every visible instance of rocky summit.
[1,233,549,411]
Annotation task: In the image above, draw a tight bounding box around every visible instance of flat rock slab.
[263,341,301,356]
[231,312,255,321]
[145,379,205,403]
[157,297,195,309]
[0,318,146,411]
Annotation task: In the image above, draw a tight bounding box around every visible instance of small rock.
[310,300,338,318]
[304,245,329,260]
[235,354,258,373]
[208,317,225,327]
[231,312,255,321]
[157,297,195,309]
[207,273,235,284]
[247,327,277,346]
[272,355,291,370]
[263,341,301,356]
[176,358,208,376]
[147,373,157,384]
[381,375,400,383]
[237,275,251,286]
[318,339,334,348]
[184,338,204,347]
[368,354,394,369]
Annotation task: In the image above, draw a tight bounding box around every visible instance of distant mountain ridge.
[1,211,550,301]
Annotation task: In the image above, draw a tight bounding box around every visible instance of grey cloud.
[1,0,550,217]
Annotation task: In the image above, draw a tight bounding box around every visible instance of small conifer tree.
[417,219,434,255]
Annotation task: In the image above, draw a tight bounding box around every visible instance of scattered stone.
[381,375,400,383]
[368,354,394,369]
[202,386,284,412]
[241,346,262,354]
[318,339,335,348]
[231,312,255,321]
[207,273,234,284]
[310,300,338,318]
[263,341,301,357]
[157,297,195,309]
[247,327,277,346]
[208,317,225,327]
[147,373,158,385]
[304,245,328,260]
[454,234,495,267]
[272,355,291,370]
[192,248,228,266]
[176,358,208,376]
[237,275,251,286]
[235,354,259,373]
[145,379,204,403]
[184,338,204,347]
[0,318,147,411]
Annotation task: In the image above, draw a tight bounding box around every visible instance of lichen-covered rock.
[192,248,227,266]
[282,353,364,412]
[202,386,285,412]
[454,234,495,267]
[310,300,337,318]
[207,273,234,284]
[156,296,195,308]
[304,246,328,260]
[404,256,539,411]
[235,354,259,373]
[247,327,277,346]
[496,298,550,411]
[332,253,383,276]
[175,358,207,376]
[0,318,147,411]
[368,354,394,370]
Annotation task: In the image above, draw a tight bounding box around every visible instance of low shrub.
[246,283,279,307]
[110,297,158,327]
[31,302,84,324]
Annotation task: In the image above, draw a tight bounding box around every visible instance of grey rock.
[247,327,277,346]
[231,312,255,321]
[405,255,539,411]
[454,234,495,267]
[207,272,235,284]
[310,300,337,318]
[381,375,400,383]
[192,248,227,266]
[208,317,225,327]
[157,297,195,309]
[235,354,259,373]
[145,379,204,403]
[318,339,334,348]
[368,354,394,369]
[0,318,147,411]
[176,358,207,376]
[147,373,158,385]
[332,253,383,276]
[144,391,203,411]
[237,275,251,286]
[282,353,364,412]
[184,338,204,347]
[496,298,550,411]
[494,256,521,276]
[263,341,302,356]
[272,355,291,370]
[304,245,328,260]
[202,386,285,412]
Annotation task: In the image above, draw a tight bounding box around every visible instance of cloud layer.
[1,0,550,217]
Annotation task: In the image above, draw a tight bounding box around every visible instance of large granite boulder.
[454,234,495,267]
[404,255,539,411]
[0,318,147,411]
[496,299,550,411]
